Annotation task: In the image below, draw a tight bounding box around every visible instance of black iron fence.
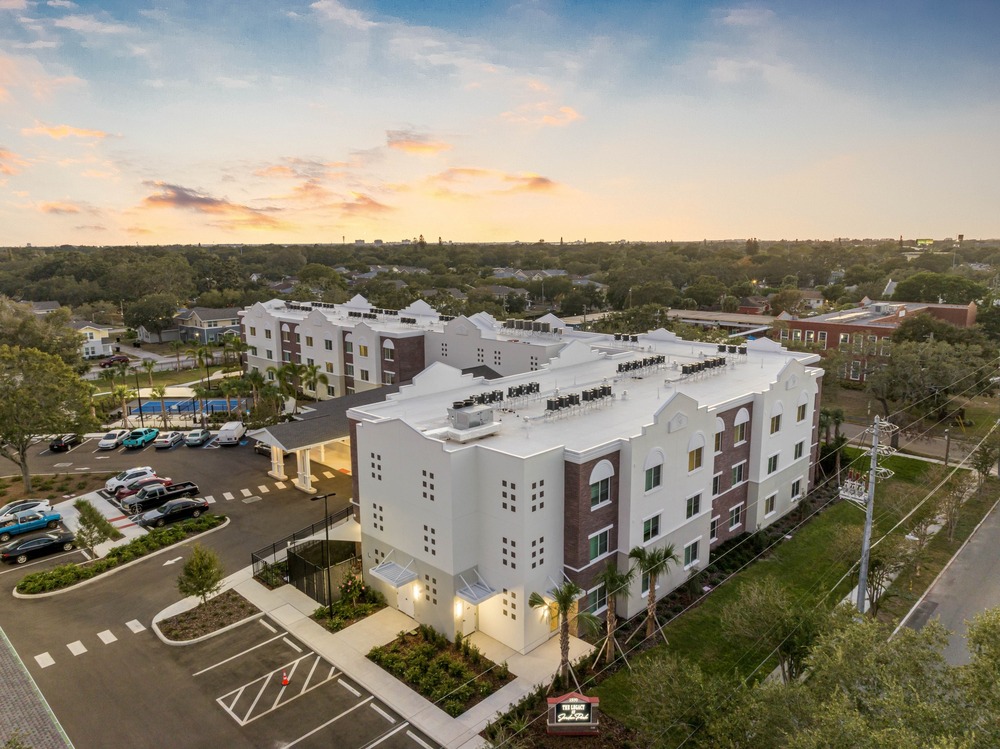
[250,507,353,588]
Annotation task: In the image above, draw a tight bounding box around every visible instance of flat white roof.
[349,334,821,457]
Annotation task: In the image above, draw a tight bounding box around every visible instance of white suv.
[104,466,156,494]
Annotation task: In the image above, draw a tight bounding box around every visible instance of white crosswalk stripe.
[35,652,54,669]
[240,488,252,497]
[126,619,146,634]
[223,491,234,500]
[67,640,87,656]
[203,495,215,503]
[322,471,334,479]
[258,485,269,493]
[98,630,117,645]
[275,481,287,489]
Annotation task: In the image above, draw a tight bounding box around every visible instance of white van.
[216,421,247,446]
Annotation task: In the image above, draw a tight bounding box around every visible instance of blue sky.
[2,0,999,245]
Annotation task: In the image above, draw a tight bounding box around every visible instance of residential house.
[176,307,242,344]
[71,320,127,359]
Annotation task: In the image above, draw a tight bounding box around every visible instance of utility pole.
[856,418,880,614]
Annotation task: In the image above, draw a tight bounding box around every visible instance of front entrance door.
[398,586,415,618]
[461,601,477,636]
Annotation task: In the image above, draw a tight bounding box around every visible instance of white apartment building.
[347,333,823,655]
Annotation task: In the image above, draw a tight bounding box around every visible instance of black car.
[49,434,81,452]
[1,532,75,565]
[137,497,210,528]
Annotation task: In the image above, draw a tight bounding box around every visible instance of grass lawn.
[594,453,936,725]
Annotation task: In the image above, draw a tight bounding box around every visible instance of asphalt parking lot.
[175,618,435,749]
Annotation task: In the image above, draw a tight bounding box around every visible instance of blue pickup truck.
[0,510,62,542]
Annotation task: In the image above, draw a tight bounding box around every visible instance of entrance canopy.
[370,555,418,588]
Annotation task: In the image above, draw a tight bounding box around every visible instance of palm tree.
[151,384,169,428]
[221,333,248,371]
[593,560,635,667]
[302,363,330,400]
[141,358,157,387]
[112,384,135,429]
[529,580,599,687]
[245,369,266,410]
[191,383,210,427]
[187,344,214,388]
[168,339,186,372]
[98,367,116,390]
[628,543,679,641]
[218,379,235,415]
[113,360,130,386]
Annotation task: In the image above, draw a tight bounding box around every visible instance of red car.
[99,355,130,368]
[115,476,170,500]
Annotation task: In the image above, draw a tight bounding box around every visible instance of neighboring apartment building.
[347,335,822,655]
[240,297,574,398]
[175,307,241,344]
[776,299,977,382]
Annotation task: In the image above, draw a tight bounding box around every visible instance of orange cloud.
[254,165,299,178]
[426,167,558,198]
[501,103,582,128]
[387,129,452,155]
[140,181,287,231]
[0,147,27,175]
[340,193,392,216]
[39,201,82,214]
[22,121,109,139]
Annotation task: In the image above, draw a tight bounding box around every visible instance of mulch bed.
[158,589,259,641]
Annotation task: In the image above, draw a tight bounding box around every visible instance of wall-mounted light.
[454,601,464,618]
[412,583,421,598]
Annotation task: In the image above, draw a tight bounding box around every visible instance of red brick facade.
[710,404,753,546]
[563,451,620,591]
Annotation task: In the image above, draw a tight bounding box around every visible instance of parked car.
[122,428,159,449]
[138,498,210,528]
[1,532,75,565]
[115,476,168,500]
[253,440,288,457]
[49,434,80,452]
[0,499,51,524]
[0,510,62,542]
[104,466,155,494]
[99,354,130,368]
[122,481,199,513]
[185,428,213,447]
[153,431,184,450]
[216,421,247,446]
[97,429,131,450]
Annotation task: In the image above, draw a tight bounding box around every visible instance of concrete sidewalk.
[155,567,592,749]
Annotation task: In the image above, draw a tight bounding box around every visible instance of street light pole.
[133,368,145,428]
[311,492,336,620]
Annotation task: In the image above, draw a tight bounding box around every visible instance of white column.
[294,449,316,494]
[317,443,326,463]
[268,446,287,481]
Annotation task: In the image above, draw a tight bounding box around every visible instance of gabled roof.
[177,307,241,322]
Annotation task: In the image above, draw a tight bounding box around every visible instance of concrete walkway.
[155,566,593,749]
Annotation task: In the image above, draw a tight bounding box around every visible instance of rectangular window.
[590,478,611,508]
[584,584,607,614]
[792,329,802,342]
[588,529,610,561]
[853,333,863,353]
[360,369,370,382]
[643,515,660,542]
[710,517,719,541]
[306,357,314,367]
[325,339,333,350]
[686,493,701,519]
[732,462,746,485]
[791,479,802,500]
[818,331,827,349]
[712,473,722,496]
[305,336,313,347]
[345,341,353,354]
[794,441,804,460]
[358,344,369,357]
[345,363,354,377]
[249,326,256,337]
[797,403,807,422]
[881,336,891,356]
[867,335,878,354]
[780,329,789,340]
[326,384,336,396]
[714,430,723,453]
[734,422,747,444]
[641,571,651,596]
[729,504,743,529]
[770,414,781,434]
[839,332,850,346]
[850,360,862,380]
[688,446,703,472]
[294,333,300,344]
[282,351,291,362]
[325,361,333,373]
[382,371,395,385]
[805,330,815,344]
[265,349,273,360]
[264,329,272,339]
[383,346,395,361]
[644,465,661,491]
[767,454,779,474]
[684,539,699,568]
[249,346,258,356]
[765,493,776,516]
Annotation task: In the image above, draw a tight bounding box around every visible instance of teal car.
[122,428,159,449]
[0,510,62,542]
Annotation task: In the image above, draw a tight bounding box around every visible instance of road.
[0,436,366,748]
[902,497,1000,664]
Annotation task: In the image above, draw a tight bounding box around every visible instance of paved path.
[0,625,73,749]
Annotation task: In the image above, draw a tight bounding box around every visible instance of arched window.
[344,333,354,354]
[382,339,395,361]
[734,408,750,444]
[643,449,664,491]
[714,417,726,453]
[589,460,615,508]
[687,433,706,472]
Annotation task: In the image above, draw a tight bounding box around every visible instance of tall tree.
[176,544,225,604]
[0,345,95,491]
[141,358,157,387]
[528,580,598,687]
[151,384,169,428]
[593,560,635,668]
[124,293,177,343]
[628,543,679,640]
[0,297,85,371]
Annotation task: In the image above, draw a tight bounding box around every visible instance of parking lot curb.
[152,609,265,647]
[11,516,231,600]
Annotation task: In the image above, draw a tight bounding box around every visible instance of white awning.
[456,571,498,605]
[369,558,417,588]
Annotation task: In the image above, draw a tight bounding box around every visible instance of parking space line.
[370,703,396,723]
[67,641,87,656]
[222,492,234,501]
[366,722,411,747]
[126,619,146,633]
[242,675,271,725]
[222,686,245,712]
[302,653,320,692]
[322,471,334,479]
[282,697,373,748]
[258,485,269,493]
[97,630,117,645]
[406,729,435,749]
[340,681,361,697]
[282,637,302,653]
[192,633,287,676]
[35,652,54,669]
[217,653,336,727]
[259,619,276,634]
[275,481,287,489]
[203,495,215,503]
[240,488,252,497]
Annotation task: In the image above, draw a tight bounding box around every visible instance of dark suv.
[49,434,80,452]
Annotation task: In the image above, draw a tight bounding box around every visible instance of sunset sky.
[2,0,999,246]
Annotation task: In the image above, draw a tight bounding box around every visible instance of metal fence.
[287,539,357,606]
[250,507,353,587]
